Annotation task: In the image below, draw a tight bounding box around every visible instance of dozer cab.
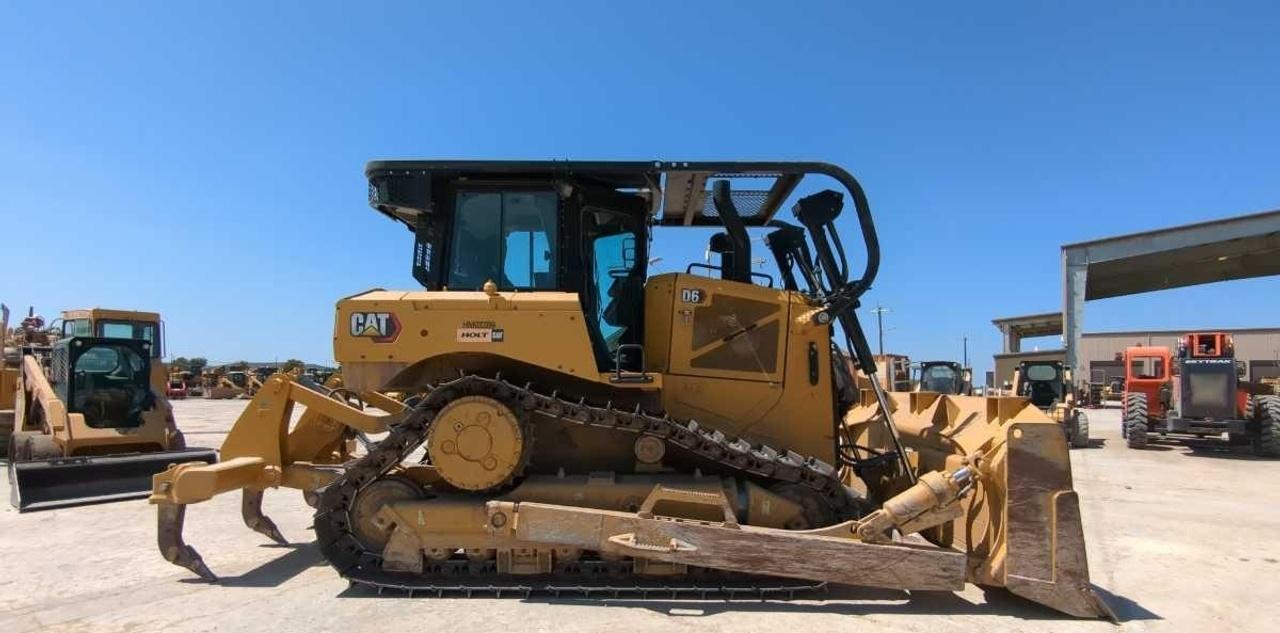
[6,306,216,511]
[1124,333,1280,454]
[914,360,972,395]
[1011,360,1089,449]
[150,160,1111,618]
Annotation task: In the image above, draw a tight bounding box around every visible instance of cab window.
[1025,364,1058,381]
[96,320,160,358]
[63,319,91,337]
[448,191,557,290]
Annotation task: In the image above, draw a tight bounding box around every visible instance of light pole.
[871,304,890,356]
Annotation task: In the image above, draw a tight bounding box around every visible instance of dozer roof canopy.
[365,159,864,228]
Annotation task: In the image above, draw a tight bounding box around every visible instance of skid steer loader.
[1011,360,1090,449]
[914,360,972,395]
[6,306,216,511]
[150,160,1111,618]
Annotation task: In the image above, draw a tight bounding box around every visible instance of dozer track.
[315,373,864,596]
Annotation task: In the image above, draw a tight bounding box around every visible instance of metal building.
[1078,328,1280,386]
[991,312,1280,387]
[1061,209,1280,381]
[990,208,1279,388]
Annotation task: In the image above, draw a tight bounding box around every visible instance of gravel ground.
[2,399,1278,633]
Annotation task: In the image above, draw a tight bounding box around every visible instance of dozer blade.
[844,391,1114,619]
[10,448,217,512]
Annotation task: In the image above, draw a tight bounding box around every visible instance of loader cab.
[1175,332,1241,420]
[51,337,155,429]
[1123,346,1172,420]
[61,308,166,395]
[1014,361,1067,410]
[915,361,971,395]
[61,309,163,360]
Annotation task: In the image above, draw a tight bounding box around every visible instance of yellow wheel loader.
[5,307,216,511]
[150,160,1112,618]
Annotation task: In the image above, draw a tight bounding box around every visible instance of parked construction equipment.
[1124,333,1280,455]
[149,160,1110,618]
[1012,360,1089,448]
[167,370,192,399]
[201,368,247,399]
[5,305,216,511]
[913,360,972,395]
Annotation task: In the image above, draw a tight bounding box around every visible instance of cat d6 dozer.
[6,306,216,511]
[150,160,1111,619]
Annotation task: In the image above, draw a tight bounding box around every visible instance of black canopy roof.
[364,159,865,228]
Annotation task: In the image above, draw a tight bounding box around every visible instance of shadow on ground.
[1183,442,1276,461]
[178,542,324,588]
[338,580,1157,622]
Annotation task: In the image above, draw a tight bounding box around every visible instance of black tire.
[1124,392,1149,449]
[1252,395,1280,457]
[1069,411,1090,449]
[1229,396,1254,445]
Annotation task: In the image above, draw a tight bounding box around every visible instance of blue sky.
[3,2,1277,375]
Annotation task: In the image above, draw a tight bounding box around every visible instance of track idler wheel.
[426,395,530,492]
[349,475,425,552]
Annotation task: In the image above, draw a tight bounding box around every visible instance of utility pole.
[871,304,890,356]
[963,336,968,367]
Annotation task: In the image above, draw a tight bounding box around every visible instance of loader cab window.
[63,319,91,337]
[919,364,960,393]
[1020,363,1063,408]
[72,344,149,428]
[1025,364,1059,382]
[96,320,161,359]
[1129,358,1166,380]
[447,191,558,291]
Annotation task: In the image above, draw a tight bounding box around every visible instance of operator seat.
[1028,380,1058,408]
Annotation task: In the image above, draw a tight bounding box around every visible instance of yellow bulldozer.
[4,305,216,511]
[149,160,1111,618]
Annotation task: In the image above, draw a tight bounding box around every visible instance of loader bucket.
[10,448,217,512]
[845,391,1114,619]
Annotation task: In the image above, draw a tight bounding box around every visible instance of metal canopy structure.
[1063,208,1280,380]
[992,311,1064,353]
[364,159,853,228]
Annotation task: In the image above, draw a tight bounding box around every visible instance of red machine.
[1124,332,1279,455]
[165,376,189,400]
